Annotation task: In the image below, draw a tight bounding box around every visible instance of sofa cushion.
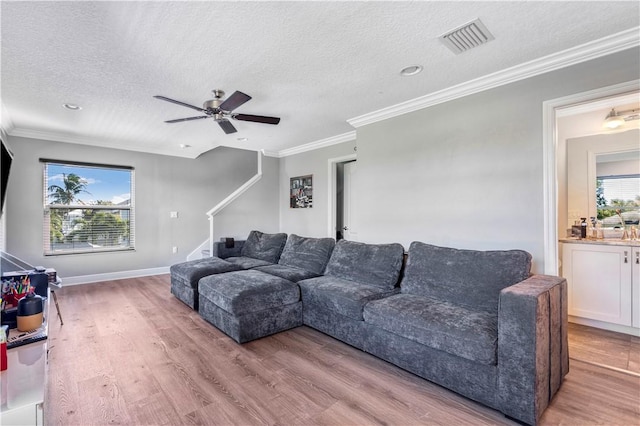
[170,257,243,289]
[299,276,397,321]
[364,293,498,365]
[254,264,321,282]
[323,240,404,289]
[198,270,300,316]
[224,256,273,269]
[401,242,532,314]
[240,230,288,263]
[278,234,336,275]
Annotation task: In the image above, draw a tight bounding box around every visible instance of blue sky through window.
[47,163,131,205]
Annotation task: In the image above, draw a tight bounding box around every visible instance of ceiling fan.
[153,89,280,134]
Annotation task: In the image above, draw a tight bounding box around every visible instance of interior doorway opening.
[336,160,356,240]
[542,79,639,275]
[327,153,357,240]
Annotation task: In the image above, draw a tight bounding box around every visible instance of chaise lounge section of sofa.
[198,234,335,343]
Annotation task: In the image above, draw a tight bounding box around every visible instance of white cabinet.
[562,242,640,332]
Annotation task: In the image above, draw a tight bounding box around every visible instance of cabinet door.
[563,244,632,326]
[633,248,640,328]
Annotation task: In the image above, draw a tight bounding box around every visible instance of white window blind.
[42,160,135,255]
[597,174,640,228]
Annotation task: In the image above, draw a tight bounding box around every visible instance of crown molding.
[348,26,640,128]
[8,127,203,159]
[275,131,356,158]
[261,149,280,158]
[0,101,15,141]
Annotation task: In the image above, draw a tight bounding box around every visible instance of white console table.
[0,294,50,425]
[0,342,46,425]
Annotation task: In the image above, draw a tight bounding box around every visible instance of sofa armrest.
[212,240,245,259]
[497,274,568,425]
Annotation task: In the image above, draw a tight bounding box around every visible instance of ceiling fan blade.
[164,116,210,123]
[217,119,237,134]
[219,91,252,112]
[233,113,281,125]
[153,95,206,112]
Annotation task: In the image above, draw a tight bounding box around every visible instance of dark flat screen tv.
[1,139,12,217]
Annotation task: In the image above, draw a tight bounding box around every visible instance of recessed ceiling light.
[237,137,248,142]
[400,65,423,76]
[179,144,191,149]
[63,103,82,110]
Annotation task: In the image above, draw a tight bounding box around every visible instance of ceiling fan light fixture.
[603,108,625,129]
[63,103,81,110]
[400,65,423,76]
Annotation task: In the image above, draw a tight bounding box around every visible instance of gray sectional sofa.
[170,230,568,425]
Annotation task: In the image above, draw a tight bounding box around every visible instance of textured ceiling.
[1,1,639,158]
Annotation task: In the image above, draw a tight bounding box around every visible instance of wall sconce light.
[603,107,640,129]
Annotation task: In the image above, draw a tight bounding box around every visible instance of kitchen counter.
[560,237,640,247]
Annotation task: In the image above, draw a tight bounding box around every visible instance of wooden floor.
[44,275,640,425]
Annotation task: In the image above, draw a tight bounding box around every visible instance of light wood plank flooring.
[44,275,640,425]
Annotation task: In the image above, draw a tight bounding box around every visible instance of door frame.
[327,154,357,238]
[542,79,639,275]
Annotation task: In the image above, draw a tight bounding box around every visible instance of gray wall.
[3,136,279,278]
[214,154,281,240]
[273,48,638,275]
[279,141,356,237]
[353,48,639,274]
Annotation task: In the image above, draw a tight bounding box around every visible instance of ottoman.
[170,257,243,310]
[198,269,302,343]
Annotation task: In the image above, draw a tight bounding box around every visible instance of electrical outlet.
[170,211,178,218]
[172,246,178,254]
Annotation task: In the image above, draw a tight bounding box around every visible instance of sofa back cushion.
[324,240,404,289]
[240,231,288,264]
[401,241,532,314]
[278,234,336,275]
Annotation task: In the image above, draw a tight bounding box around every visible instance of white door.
[343,161,358,241]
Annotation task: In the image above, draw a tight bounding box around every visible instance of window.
[42,160,134,255]
[597,174,640,228]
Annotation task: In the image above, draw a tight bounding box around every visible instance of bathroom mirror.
[566,129,639,231]
[596,150,640,229]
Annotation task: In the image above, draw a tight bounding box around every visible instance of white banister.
[197,150,263,258]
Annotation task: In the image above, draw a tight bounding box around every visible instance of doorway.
[542,80,639,275]
[327,154,357,240]
[337,160,357,240]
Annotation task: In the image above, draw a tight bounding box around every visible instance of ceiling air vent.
[440,18,494,55]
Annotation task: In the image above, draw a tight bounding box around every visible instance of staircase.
[186,150,263,261]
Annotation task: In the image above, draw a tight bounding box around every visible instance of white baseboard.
[569,315,640,337]
[61,266,170,286]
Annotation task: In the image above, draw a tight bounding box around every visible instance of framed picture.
[290,174,313,208]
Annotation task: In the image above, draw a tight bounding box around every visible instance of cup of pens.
[1,275,32,309]
[9,291,28,306]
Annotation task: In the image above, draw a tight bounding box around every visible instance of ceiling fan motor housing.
[203,98,223,111]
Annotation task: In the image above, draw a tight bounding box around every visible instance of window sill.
[44,247,136,257]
